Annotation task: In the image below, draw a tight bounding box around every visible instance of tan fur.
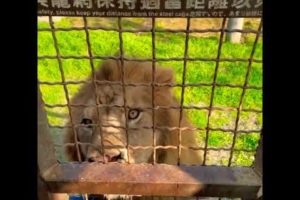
[64,59,203,165]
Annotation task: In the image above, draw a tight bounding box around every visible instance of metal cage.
[38,1,262,199]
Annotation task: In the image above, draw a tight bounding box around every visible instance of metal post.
[226,18,244,43]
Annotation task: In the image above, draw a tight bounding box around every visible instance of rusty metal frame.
[38,88,262,198]
[38,1,263,198]
[44,163,261,198]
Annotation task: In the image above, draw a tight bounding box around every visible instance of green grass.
[38,18,262,166]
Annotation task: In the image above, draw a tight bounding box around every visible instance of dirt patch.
[205,150,230,166]
[38,16,63,22]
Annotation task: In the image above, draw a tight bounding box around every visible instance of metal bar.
[43,103,262,113]
[38,80,262,90]
[38,172,51,200]
[38,55,262,63]
[38,27,261,34]
[151,17,156,164]
[43,163,261,199]
[118,17,130,163]
[56,142,257,153]
[48,16,82,162]
[49,124,261,134]
[83,16,105,159]
[228,20,263,167]
[253,135,262,176]
[38,87,57,175]
[178,17,191,165]
[203,18,227,165]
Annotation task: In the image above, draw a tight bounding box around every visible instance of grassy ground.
[38,17,262,166]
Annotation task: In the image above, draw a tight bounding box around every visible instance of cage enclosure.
[38,1,262,200]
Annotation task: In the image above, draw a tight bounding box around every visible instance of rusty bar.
[44,163,261,198]
[203,18,227,165]
[228,20,263,167]
[49,124,261,134]
[38,80,262,90]
[178,17,191,165]
[43,103,262,113]
[38,88,57,176]
[38,171,51,200]
[51,127,261,136]
[48,16,82,162]
[56,142,257,153]
[38,55,262,63]
[118,17,130,163]
[83,16,105,159]
[151,17,156,164]
[252,135,262,200]
[38,27,261,34]
[38,89,68,200]
[252,135,262,176]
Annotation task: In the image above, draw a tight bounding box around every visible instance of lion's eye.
[81,118,93,128]
[128,109,140,120]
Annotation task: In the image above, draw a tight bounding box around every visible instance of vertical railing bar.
[178,17,191,165]
[38,88,58,174]
[151,17,157,164]
[252,134,262,175]
[228,20,262,167]
[118,17,130,163]
[48,16,82,162]
[83,16,106,161]
[203,18,227,165]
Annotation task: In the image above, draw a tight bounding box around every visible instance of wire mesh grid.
[38,16,262,168]
[37,3,263,197]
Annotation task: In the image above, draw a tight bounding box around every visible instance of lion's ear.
[155,68,174,84]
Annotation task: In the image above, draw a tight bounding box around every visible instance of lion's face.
[71,60,175,164]
[66,59,203,165]
[63,59,203,200]
[78,84,160,163]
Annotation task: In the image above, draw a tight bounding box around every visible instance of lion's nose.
[87,157,97,162]
[87,155,108,163]
[87,153,122,163]
[106,153,122,162]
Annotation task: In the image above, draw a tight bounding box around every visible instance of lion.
[64,59,203,165]
[61,59,203,200]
